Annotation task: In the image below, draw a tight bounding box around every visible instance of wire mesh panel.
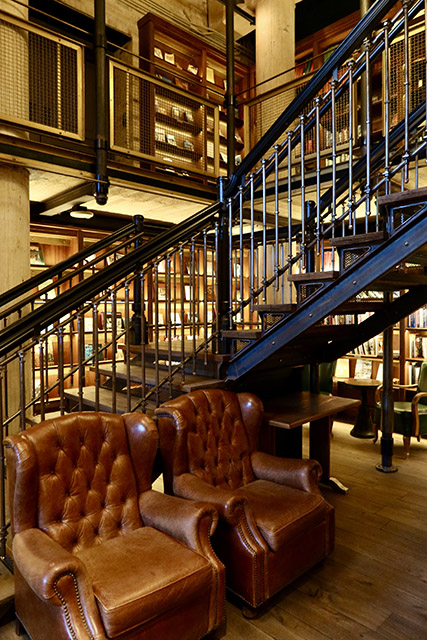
[0,14,83,138]
[389,25,426,128]
[110,61,220,177]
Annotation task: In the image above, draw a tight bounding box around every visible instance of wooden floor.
[1,421,427,639]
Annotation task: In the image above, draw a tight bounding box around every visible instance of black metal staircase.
[0,0,427,562]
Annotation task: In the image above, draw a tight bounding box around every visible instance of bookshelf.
[137,13,251,177]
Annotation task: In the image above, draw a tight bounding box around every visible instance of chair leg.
[241,604,259,619]
[373,425,379,443]
[403,436,411,458]
[15,616,25,637]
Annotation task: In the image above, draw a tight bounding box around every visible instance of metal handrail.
[0,221,136,310]
[226,0,400,196]
[0,202,221,358]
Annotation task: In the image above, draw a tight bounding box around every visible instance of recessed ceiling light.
[69,204,94,219]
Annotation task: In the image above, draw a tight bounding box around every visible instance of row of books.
[350,338,379,357]
[324,311,374,326]
[408,362,423,385]
[408,333,427,358]
[153,47,226,89]
[408,306,427,328]
[155,128,196,152]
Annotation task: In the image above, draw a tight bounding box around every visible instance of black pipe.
[226,0,236,177]
[94,0,109,204]
[377,292,398,472]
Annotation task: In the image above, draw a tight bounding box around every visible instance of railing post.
[217,177,231,354]
[94,0,109,204]
[130,215,147,345]
[305,200,316,273]
[377,293,398,473]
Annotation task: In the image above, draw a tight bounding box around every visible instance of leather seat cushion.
[236,479,327,552]
[78,527,212,638]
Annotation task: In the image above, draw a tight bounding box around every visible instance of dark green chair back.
[301,361,337,395]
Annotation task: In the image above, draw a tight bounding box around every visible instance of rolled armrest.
[139,489,218,554]
[251,451,322,494]
[173,473,247,524]
[13,529,105,639]
[13,529,87,603]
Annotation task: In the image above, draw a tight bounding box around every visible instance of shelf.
[155,112,201,135]
[155,140,202,161]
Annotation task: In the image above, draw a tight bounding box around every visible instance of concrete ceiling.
[29,169,212,227]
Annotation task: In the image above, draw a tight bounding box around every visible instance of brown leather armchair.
[155,389,334,613]
[5,412,225,640]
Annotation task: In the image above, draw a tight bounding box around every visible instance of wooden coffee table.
[263,392,360,493]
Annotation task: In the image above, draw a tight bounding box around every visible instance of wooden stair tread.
[375,271,427,288]
[288,271,339,282]
[406,244,427,266]
[64,387,155,415]
[27,411,64,425]
[92,362,223,391]
[378,187,427,208]
[329,231,387,248]
[252,304,296,313]
[222,330,262,339]
[118,341,230,363]
[335,300,386,312]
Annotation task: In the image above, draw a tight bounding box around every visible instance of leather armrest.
[251,451,322,494]
[139,489,225,631]
[139,489,218,554]
[13,529,87,603]
[173,473,247,524]
[13,529,105,639]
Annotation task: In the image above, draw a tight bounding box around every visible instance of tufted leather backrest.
[5,412,158,554]
[156,389,264,491]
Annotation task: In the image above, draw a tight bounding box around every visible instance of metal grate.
[111,61,219,177]
[342,247,369,269]
[389,26,425,128]
[263,313,283,331]
[0,15,83,138]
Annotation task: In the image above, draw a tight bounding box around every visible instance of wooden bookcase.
[137,13,251,176]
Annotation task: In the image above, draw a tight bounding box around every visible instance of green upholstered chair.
[301,361,337,395]
[373,362,427,456]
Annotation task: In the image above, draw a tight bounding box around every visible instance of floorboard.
[1,421,427,639]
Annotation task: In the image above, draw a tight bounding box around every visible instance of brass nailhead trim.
[53,572,94,640]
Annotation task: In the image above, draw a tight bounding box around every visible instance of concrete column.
[0,1,31,434]
[255,0,297,304]
[0,1,30,289]
[255,0,296,92]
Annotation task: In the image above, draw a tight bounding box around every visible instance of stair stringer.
[226,204,427,381]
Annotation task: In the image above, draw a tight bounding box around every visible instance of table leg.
[350,387,376,438]
[309,416,348,494]
[276,426,303,459]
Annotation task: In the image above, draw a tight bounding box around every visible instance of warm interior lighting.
[69,204,94,219]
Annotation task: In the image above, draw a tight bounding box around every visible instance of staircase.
[0,0,426,563]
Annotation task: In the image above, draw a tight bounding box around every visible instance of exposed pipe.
[225,0,236,177]
[94,0,109,204]
[376,293,398,473]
